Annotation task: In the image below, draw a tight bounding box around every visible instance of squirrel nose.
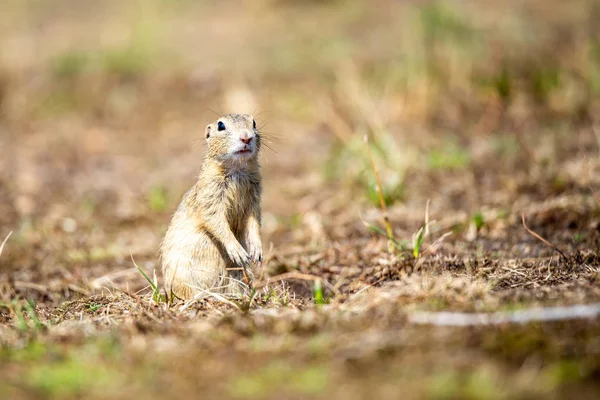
[239,133,253,145]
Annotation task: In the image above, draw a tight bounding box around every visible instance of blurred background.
[1,0,600,292]
[2,1,600,399]
[2,0,600,295]
[1,0,599,229]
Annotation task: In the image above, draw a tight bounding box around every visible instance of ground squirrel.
[161,114,262,300]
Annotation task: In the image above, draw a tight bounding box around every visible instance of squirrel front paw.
[246,237,263,263]
[225,241,250,267]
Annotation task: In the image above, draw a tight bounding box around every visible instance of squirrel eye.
[253,119,257,130]
[217,121,226,131]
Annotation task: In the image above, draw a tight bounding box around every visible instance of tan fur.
[160,114,262,300]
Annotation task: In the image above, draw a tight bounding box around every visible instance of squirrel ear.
[205,125,212,139]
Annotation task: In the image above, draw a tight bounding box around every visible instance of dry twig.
[254,271,338,295]
[521,214,568,262]
[414,232,453,270]
[225,266,249,285]
[0,231,12,257]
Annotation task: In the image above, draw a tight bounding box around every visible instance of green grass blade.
[131,255,165,303]
[314,279,325,305]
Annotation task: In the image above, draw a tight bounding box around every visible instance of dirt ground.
[1,0,600,399]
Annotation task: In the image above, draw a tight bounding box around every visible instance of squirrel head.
[204,114,261,164]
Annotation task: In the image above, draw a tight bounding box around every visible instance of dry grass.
[1,0,600,399]
[0,231,11,258]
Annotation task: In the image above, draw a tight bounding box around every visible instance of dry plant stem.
[521,214,568,262]
[0,231,12,257]
[414,231,452,270]
[180,288,240,312]
[254,272,338,295]
[351,277,387,297]
[363,135,395,249]
[409,302,600,326]
[226,266,249,285]
[257,242,274,282]
[90,268,139,289]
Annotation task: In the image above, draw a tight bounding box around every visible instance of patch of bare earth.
[1,0,600,399]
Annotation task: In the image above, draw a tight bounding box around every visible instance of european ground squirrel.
[161,114,262,300]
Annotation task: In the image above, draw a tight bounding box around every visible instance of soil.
[1,1,600,399]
